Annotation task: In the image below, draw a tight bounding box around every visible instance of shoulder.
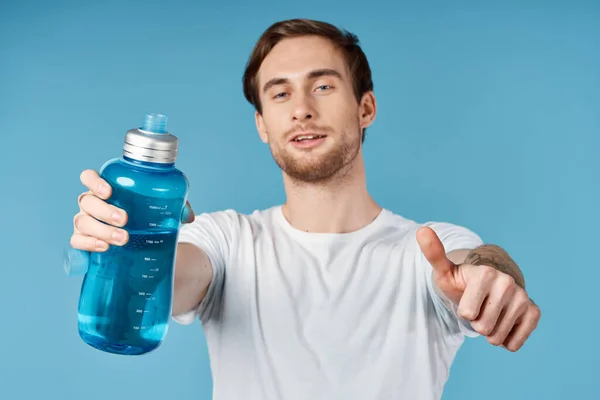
[380,210,483,250]
[177,206,279,258]
[420,221,484,251]
[185,206,281,234]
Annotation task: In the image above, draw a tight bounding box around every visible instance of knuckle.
[479,323,494,336]
[507,343,520,352]
[458,307,476,321]
[81,196,110,223]
[487,335,503,346]
[70,233,93,251]
[80,169,96,187]
[479,265,496,281]
[73,213,85,231]
[76,214,94,234]
[78,193,89,209]
[515,290,530,308]
[69,234,78,248]
[500,275,516,291]
[79,192,96,209]
[78,195,92,215]
[470,320,492,336]
[530,306,542,323]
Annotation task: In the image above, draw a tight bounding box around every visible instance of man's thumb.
[181,201,195,224]
[416,226,455,275]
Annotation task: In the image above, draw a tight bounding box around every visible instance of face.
[255,35,376,184]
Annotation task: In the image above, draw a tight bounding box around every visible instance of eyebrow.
[261,68,343,94]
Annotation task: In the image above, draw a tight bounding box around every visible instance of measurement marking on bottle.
[133,325,148,330]
[145,239,164,244]
[149,205,168,210]
[144,257,157,261]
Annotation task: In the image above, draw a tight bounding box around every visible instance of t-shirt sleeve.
[419,221,485,338]
[171,209,239,325]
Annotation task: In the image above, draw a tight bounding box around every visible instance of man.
[70,19,541,400]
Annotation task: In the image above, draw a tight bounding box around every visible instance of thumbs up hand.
[416,226,541,352]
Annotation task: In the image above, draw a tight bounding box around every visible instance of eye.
[273,92,288,99]
[316,85,332,91]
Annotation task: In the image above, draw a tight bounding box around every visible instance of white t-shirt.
[173,206,483,400]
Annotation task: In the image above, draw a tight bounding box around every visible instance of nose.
[291,93,317,121]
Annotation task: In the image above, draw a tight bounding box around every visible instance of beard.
[269,124,362,184]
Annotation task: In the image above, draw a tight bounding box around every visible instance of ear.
[358,91,377,130]
[255,111,269,143]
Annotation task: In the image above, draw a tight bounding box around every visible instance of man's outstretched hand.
[416,226,541,352]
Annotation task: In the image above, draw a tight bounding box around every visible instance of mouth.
[290,133,327,142]
[289,133,327,149]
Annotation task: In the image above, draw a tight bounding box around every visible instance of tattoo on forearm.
[465,244,526,289]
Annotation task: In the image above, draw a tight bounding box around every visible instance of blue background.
[1,0,598,399]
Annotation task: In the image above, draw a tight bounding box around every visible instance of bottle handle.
[63,248,90,276]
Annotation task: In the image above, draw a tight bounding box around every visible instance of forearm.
[172,242,213,316]
[464,244,526,289]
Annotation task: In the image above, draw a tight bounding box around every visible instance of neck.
[281,154,381,234]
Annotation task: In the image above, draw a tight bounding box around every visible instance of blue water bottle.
[66,113,189,356]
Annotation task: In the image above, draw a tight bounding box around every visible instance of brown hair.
[242,19,374,142]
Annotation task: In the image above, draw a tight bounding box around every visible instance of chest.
[207,227,447,394]
[223,232,432,347]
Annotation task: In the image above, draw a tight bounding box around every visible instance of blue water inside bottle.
[75,114,189,355]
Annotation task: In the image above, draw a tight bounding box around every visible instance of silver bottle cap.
[123,114,178,164]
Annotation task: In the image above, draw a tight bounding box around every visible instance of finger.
[470,275,517,336]
[457,265,496,321]
[181,201,195,224]
[79,193,128,227]
[74,213,129,246]
[416,226,455,275]
[80,169,112,200]
[70,232,110,252]
[502,303,541,352]
[486,290,529,346]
